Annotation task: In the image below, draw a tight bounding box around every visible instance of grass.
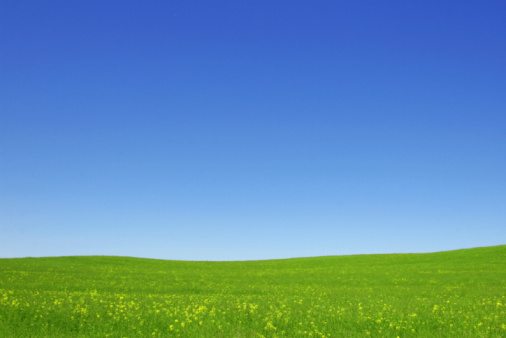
[1,245,505,337]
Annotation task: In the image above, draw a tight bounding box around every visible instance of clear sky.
[1,1,505,260]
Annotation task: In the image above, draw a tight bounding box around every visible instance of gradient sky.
[1,1,505,260]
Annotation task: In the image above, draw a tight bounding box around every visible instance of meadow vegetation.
[1,245,505,337]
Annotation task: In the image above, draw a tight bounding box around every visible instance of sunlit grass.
[1,245,505,337]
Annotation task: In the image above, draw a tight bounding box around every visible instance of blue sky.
[1,1,505,260]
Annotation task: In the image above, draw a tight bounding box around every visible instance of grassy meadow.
[1,245,505,337]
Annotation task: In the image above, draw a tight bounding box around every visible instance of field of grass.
[1,245,505,337]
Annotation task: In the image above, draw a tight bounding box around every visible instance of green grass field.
[1,245,505,337]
